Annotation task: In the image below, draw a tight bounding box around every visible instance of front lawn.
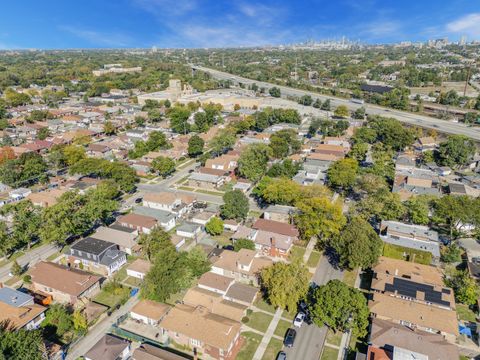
[93,282,131,309]
[237,332,263,360]
[289,245,306,261]
[382,243,432,265]
[321,346,339,360]
[254,297,277,314]
[261,338,283,360]
[307,250,322,267]
[242,311,273,333]
[342,269,358,287]
[274,319,291,338]
[326,329,342,347]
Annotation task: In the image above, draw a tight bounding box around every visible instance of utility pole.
[222,53,225,68]
[464,63,472,97]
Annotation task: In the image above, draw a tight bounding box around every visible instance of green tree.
[432,195,477,238]
[438,135,475,168]
[168,106,191,134]
[440,244,462,263]
[309,279,369,337]
[220,190,249,221]
[205,216,224,235]
[332,217,383,269]
[260,260,310,312]
[0,323,44,360]
[152,156,176,178]
[210,128,236,155]
[327,158,358,190]
[321,99,331,111]
[269,129,301,159]
[188,135,205,157]
[138,228,173,262]
[41,304,73,339]
[259,177,302,206]
[64,145,86,166]
[349,142,369,162]
[295,196,346,243]
[269,87,281,97]
[185,247,211,277]
[10,260,23,276]
[334,105,349,118]
[103,121,116,135]
[234,238,256,252]
[238,143,272,181]
[266,159,301,179]
[352,107,366,119]
[73,310,88,334]
[405,195,431,225]
[37,127,50,140]
[445,270,479,306]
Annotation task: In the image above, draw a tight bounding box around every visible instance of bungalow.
[262,204,297,224]
[142,191,196,216]
[188,172,225,189]
[0,287,46,330]
[27,188,67,208]
[133,206,176,231]
[198,272,234,295]
[85,334,131,360]
[176,221,202,239]
[379,220,440,259]
[69,237,127,276]
[29,261,101,305]
[191,210,216,226]
[159,304,242,360]
[87,143,112,158]
[126,259,151,280]
[205,154,239,172]
[117,213,158,234]
[130,300,170,326]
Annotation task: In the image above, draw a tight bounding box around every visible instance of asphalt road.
[283,255,343,360]
[192,65,480,141]
[0,243,58,282]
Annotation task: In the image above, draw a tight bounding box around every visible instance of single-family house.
[90,226,139,255]
[69,237,127,276]
[188,172,225,189]
[117,213,158,234]
[133,206,176,231]
[29,261,101,305]
[176,221,202,239]
[130,300,170,326]
[84,334,131,360]
[0,287,46,330]
[126,259,152,280]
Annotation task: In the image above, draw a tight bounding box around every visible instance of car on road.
[135,197,143,204]
[293,312,305,327]
[276,351,287,360]
[284,328,296,347]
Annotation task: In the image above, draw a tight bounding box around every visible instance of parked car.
[135,197,143,203]
[298,300,308,312]
[276,351,287,360]
[223,245,234,251]
[293,312,305,327]
[284,328,297,348]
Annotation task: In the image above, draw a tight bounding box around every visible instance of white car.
[293,312,305,327]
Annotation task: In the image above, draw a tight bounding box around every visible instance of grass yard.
[254,297,277,314]
[46,252,62,262]
[123,276,143,287]
[326,329,343,347]
[343,269,358,287]
[321,346,339,360]
[289,245,307,261]
[382,243,432,265]
[261,338,283,360]
[211,232,233,247]
[457,304,477,322]
[248,210,262,218]
[93,289,129,309]
[282,309,296,320]
[5,276,21,286]
[178,186,195,191]
[274,319,291,338]
[242,311,273,333]
[175,175,190,185]
[307,250,322,267]
[195,189,224,196]
[237,332,263,360]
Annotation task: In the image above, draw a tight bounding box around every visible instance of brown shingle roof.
[0,301,46,329]
[160,304,241,350]
[29,261,101,297]
[84,334,130,360]
[117,213,157,229]
[131,300,170,321]
[253,218,299,237]
[127,259,151,274]
[198,272,234,292]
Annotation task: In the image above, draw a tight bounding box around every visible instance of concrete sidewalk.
[252,308,283,360]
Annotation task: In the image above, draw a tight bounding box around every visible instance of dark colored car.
[276,351,287,360]
[284,328,297,348]
[135,197,143,204]
[223,245,235,251]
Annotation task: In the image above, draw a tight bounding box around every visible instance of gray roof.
[0,287,33,307]
[264,204,297,215]
[72,237,115,256]
[133,206,176,224]
[85,334,130,360]
[225,283,258,304]
[189,172,223,183]
[381,221,439,242]
[176,221,201,233]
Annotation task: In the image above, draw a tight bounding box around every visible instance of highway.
[192,65,480,141]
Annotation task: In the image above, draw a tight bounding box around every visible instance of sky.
[0,0,479,49]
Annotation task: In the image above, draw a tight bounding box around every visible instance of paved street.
[0,243,58,282]
[66,294,140,360]
[283,255,343,360]
[192,65,480,141]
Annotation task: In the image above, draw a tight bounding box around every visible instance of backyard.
[382,243,432,265]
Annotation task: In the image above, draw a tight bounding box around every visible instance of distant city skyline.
[0,0,479,49]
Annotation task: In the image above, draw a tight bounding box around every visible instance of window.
[191,338,202,347]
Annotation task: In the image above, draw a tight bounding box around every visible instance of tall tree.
[237,143,272,181]
[309,279,369,337]
[438,135,475,168]
[332,216,383,269]
[188,135,205,157]
[0,323,44,360]
[152,156,176,178]
[260,260,310,312]
[220,190,249,221]
[327,158,358,190]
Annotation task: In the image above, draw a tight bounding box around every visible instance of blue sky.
[0,0,479,49]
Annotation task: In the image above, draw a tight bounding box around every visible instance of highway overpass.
[192,65,480,141]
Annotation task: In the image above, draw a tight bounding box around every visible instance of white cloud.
[59,26,133,47]
[447,13,480,38]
